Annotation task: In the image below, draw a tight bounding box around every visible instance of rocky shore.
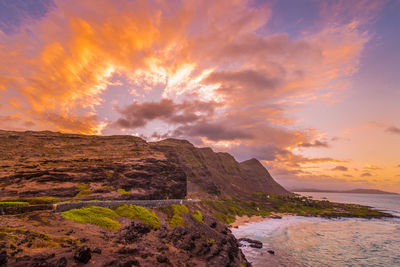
[0,203,250,267]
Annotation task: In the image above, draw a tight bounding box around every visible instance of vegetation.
[117,188,130,195]
[61,206,121,230]
[0,197,60,204]
[192,209,204,223]
[105,170,114,178]
[0,227,78,248]
[76,183,90,190]
[75,183,92,197]
[205,193,392,223]
[0,202,29,208]
[75,189,93,197]
[101,186,115,192]
[114,204,160,229]
[160,204,189,227]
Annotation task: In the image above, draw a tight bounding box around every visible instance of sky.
[0,0,399,192]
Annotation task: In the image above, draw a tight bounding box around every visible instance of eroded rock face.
[0,130,289,201]
[150,138,289,199]
[0,250,7,266]
[0,131,187,200]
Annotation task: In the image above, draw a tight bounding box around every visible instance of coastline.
[231,193,400,267]
[230,213,295,228]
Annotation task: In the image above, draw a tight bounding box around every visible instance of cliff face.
[0,130,288,201]
[150,139,289,199]
[0,130,187,200]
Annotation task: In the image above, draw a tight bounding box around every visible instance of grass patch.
[105,171,114,178]
[160,204,189,227]
[101,186,115,192]
[0,227,77,248]
[76,189,92,197]
[192,209,204,223]
[0,202,29,208]
[114,204,160,229]
[117,188,130,195]
[61,206,121,230]
[76,183,90,190]
[205,193,392,223]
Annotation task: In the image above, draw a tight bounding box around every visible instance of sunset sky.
[1,0,399,192]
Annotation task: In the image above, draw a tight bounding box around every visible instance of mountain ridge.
[0,130,289,201]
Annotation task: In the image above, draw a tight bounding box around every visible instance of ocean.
[232,192,400,267]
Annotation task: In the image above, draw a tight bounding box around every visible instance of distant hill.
[294,188,398,195]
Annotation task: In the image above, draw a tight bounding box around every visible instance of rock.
[117,246,140,255]
[269,215,282,219]
[156,255,170,264]
[210,222,217,228]
[0,250,7,266]
[122,222,151,243]
[121,259,140,266]
[267,250,275,255]
[74,245,91,264]
[56,257,68,267]
[238,238,263,249]
[93,248,102,254]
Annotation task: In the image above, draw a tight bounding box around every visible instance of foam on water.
[232,193,400,267]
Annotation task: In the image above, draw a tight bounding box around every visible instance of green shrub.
[161,204,189,227]
[101,186,115,192]
[0,202,29,208]
[192,210,204,223]
[117,188,130,195]
[76,183,89,190]
[61,206,121,230]
[114,204,160,229]
[76,189,92,197]
[171,204,189,214]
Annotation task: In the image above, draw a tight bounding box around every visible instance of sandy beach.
[230,213,295,228]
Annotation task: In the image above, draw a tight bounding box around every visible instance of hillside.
[0,130,288,202]
[150,138,289,199]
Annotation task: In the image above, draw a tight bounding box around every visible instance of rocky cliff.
[0,130,288,201]
[150,139,289,199]
[0,130,186,200]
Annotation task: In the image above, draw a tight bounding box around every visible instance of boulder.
[238,238,263,249]
[74,245,91,264]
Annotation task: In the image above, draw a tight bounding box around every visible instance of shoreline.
[230,213,296,228]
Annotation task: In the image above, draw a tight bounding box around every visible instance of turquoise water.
[232,193,400,267]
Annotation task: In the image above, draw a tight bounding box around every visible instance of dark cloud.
[299,140,329,148]
[206,69,281,92]
[386,126,400,135]
[361,172,372,177]
[173,121,253,141]
[114,99,216,129]
[332,165,348,171]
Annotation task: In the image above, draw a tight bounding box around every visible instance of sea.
[232,192,400,267]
